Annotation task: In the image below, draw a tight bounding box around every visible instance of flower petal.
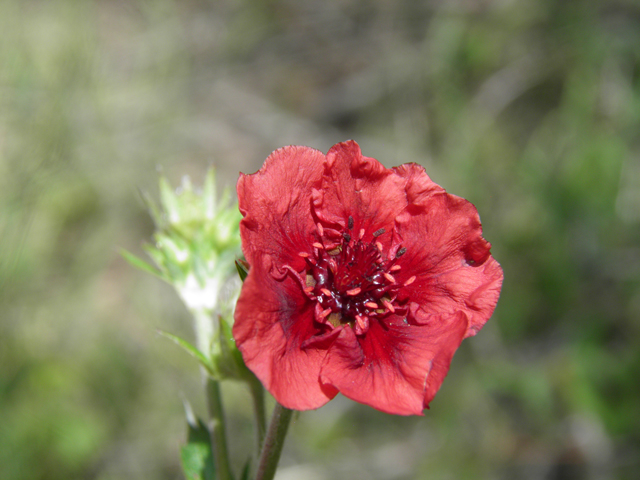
[233,258,338,410]
[312,141,405,238]
[319,312,469,415]
[237,145,326,275]
[392,177,503,336]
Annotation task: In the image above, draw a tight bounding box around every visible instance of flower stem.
[254,403,294,480]
[249,375,266,456]
[206,377,233,480]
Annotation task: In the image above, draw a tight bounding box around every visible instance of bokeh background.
[1,0,639,479]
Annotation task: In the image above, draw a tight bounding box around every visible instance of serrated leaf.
[120,249,166,280]
[157,330,214,376]
[180,416,216,480]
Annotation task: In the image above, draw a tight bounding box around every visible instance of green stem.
[254,403,294,480]
[206,377,233,480]
[249,376,266,456]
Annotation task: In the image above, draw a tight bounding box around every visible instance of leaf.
[180,416,216,480]
[235,259,249,282]
[159,176,181,224]
[239,458,252,480]
[157,330,215,376]
[120,249,166,280]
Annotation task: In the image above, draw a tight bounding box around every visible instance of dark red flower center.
[297,217,413,335]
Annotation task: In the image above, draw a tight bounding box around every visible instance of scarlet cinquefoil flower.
[234,141,503,415]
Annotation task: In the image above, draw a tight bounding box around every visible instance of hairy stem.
[206,377,233,480]
[249,376,267,457]
[254,403,294,480]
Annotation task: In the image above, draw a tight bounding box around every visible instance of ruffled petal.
[319,312,469,415]
[237,145,326,274]
[393,183,503,336]
[312,141,406,239]
[233,257,338,410]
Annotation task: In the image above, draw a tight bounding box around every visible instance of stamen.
[317,308,332,320]
[317,223,324,236]
[343,233,351,242]
[382,300,395,313]
[390,265,401,271]
[365,302,379,309]
[396,247,407,258]
[383,272,396,283]
[346,287,362,296]
[373,228,385,237]
[348,216,354,229]
[355,315,369,335]
[404,276,416,286]
[320,288,332,297]
[312,242,324,249]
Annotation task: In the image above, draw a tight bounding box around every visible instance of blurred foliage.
[1,0,639,479]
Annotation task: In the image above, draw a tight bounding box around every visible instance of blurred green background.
[1,0,639,479]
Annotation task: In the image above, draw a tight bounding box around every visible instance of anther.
[359,228,365,239]
[317,223,324,236]
[404,276,416,286]
[318,308,332,320]
[365,302,379,309]
[373,228,385,237]
[355,315,369,334]
[383,272,396,283]
[346,287,362,296]
[396,247,407,258]
[390,265,401,271]
[375,241,383,252]
[312,242,324,249]
[298,252,309,258]
[348,216,354,229]
[343,233,351,242]
[320,288,332,297]
[382,300,395,313]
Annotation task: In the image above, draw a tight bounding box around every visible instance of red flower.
[234,141,503,415]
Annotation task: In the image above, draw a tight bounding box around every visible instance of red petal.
[312,141,405,238]
[237,146,326,275]
[233,260,338,410]
[390,174,503,336]
[319,312,469,415]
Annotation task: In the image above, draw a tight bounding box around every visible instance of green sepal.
[157,330,215,376]
[180,416,216,480]
[120,249,167,281]
[235,259,249,282]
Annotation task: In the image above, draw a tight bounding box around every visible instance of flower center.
[297,217,413,335]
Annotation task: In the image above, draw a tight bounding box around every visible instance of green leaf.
[239,458,251,480]
[180,416,217,480]
[120,249,166,280]
[159,176,181,224]
[235,259,249,282]
[157,330,214,376]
